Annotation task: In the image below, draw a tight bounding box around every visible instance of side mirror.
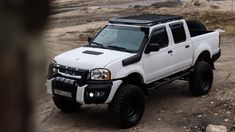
[145,43,160,54]
[88,36,93,43]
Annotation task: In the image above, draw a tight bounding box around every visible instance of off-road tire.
[186,19,207,30]
[53,97,82,112]
[109,84,145,128]
[189,62,213,96]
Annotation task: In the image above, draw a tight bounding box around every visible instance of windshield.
[91,26,146,52]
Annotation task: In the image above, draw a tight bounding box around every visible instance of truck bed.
[188,29,213,37]
[191,30,220,57]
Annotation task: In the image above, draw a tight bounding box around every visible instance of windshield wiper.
[107,45,135,53]
[90,42,103,47]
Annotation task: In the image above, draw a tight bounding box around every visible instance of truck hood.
[54,46,134,70]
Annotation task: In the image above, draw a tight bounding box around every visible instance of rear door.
[143,26,172,83]
[168,22,193,72]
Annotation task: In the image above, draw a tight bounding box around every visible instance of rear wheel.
[189,62,213,96]
[109,84,145,128]
[53,97,82,112]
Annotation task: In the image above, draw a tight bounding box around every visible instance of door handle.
[185,45,190,48]
[168,50,173,54]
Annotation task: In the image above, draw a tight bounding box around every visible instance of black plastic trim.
[212,49,221,62]
[122,52,142,66]
[145,26,169,54]
[83,50,103,55]
[109,18,153,25]
[122,26,168,66]
[84,81,113,104]
[122,36,149,66]
[169,22,187,44]
[86,77,123,83]
[109,14,183,26]
[52,80,77,101]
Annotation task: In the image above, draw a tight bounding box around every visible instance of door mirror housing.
[88,36,93,43]
[145,43,160,54]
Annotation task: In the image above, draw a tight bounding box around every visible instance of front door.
[143,26,172,83]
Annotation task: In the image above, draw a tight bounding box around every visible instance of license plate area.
[52,79,77,101]
[54,89,72,98]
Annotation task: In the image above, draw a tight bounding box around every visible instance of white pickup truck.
[47,14,221,128]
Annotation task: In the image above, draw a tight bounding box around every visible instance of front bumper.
[84,81,112,104]
[47,78,122,104]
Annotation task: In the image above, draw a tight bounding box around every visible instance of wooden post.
[0,1,50,132]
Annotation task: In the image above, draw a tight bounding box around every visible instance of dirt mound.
[184,0,210,7]
[151,1,182,8]
[182,0,220,9]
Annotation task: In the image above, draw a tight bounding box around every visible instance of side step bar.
[146,71,191,91]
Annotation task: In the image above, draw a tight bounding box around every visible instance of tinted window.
[149,27,169,49]
[170,23,186,44]
[92,26,145,52]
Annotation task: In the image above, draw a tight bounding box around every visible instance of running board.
[147,71,190,91]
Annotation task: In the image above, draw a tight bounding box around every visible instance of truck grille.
[58,65,80,76]
[55,77,76,85]
[54,65,89,86]
[58,65,83,76]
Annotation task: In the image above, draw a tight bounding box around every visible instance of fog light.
[95,92,105,97]
[53,68,57,72]
[89,92,94,98]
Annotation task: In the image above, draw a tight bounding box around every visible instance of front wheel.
[189,62,213,96]
[109,84,145,128]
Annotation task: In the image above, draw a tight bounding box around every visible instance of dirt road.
[38,37,235,132]
[38,0,235,131]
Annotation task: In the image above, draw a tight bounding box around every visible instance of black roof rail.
[109,14,183,26]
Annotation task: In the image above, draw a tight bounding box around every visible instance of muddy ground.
[38,0,235,131]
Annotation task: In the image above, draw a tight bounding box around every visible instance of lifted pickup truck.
[47,14,221,128]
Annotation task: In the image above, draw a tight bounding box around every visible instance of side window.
[149,27,169,49]
[170,23,186,44]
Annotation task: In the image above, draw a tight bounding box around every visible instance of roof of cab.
[109,14,183,26]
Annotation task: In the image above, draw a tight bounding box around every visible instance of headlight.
[48,60,57,79]
[90,69,111,80]
[51,60,58,73]
[51,60,57,65]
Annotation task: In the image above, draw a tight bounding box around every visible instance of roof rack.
[109,14,183,26]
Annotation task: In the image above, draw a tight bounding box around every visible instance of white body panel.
[167,20,194,72]
[76,85,87,104]
[191,31,220,65]
[47,19,220,104]
[47,79,53,95]
[105,80,123,103]
[54,46,133,70]
[142,47,172,83]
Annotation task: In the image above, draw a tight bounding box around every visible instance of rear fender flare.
[193,44,212,66]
